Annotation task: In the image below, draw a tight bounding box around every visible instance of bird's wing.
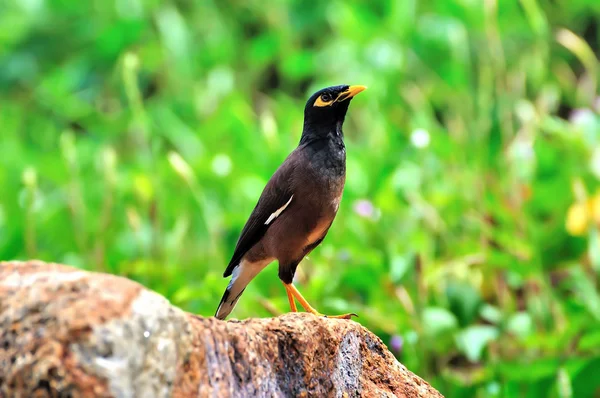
[223,154,298,277]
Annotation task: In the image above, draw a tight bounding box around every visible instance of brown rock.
[0,260,443,398]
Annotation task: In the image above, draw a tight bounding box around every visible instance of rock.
[0,260,443,398]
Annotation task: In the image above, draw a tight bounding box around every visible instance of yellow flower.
[590,193,600,224]
[566,202,589,236]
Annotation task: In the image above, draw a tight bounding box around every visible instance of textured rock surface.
[0,260,443,398]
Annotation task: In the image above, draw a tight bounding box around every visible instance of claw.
[323,313,358,320]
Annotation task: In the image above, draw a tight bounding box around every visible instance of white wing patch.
[265,195,293,225]
[332,193,342,212]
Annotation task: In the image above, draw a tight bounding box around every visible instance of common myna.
[215,84,366,320]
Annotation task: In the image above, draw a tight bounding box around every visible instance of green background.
[2,0,600,396]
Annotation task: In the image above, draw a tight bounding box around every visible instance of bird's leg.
[285,284,298,312]
[283,283,357,319]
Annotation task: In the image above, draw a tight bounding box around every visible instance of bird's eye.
[314,92,335,107]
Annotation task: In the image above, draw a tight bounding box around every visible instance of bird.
[215,84,366,320]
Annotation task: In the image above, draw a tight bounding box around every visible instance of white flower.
[410,128,430,149]
[212,154,232,177]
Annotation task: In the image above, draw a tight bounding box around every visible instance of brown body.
[244,146,345,283]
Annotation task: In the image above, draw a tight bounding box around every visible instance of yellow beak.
[337,85,367,102]
[346,85,367,97]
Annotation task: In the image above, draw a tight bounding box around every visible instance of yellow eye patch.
[312,85,366,108]
[314,95,334,107]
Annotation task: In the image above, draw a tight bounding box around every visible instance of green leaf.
[390,252,414,283]
[497,359,560,382]
[578,329,600,352]
[479,304,503,325]
[506,312,533,338]
[589,227,600,274]
[446,280,481,326]
[422,307,459,336]
[556,367,573,398]
[455,325,499,362]
[571,358,600,398]
[568,268,600,321]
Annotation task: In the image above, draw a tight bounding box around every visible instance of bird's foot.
[309,310,358,320]
[284,282,358,320]
[324,313,358,319]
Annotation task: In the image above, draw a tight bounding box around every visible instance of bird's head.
[302,85,366,136]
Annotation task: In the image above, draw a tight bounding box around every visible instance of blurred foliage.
[2,0,600,396]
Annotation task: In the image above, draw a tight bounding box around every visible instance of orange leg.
[283,283,357,319]
[286,284,298,312]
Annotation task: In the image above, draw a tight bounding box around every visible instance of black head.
[302,85,366,137]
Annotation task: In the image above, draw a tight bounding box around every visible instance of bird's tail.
[215,258,268,320]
